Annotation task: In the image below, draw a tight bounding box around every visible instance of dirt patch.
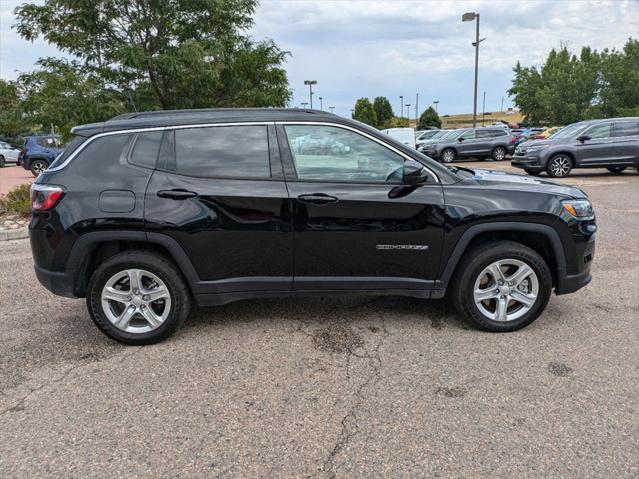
[435,386,467,398]
[548,361,573,377]
[312,323,363,354]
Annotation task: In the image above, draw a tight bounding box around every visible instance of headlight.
[526,144,549,152]
[562,199,594,218]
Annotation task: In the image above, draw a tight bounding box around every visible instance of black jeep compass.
[29,109,596,344]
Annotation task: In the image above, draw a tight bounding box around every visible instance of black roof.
[72,108,342,136]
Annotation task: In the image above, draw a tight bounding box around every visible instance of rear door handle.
[157,189,197,200]
[297,193,339,205]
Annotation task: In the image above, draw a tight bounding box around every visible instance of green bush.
[0,183,32,216]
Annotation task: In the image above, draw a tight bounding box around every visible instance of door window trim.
[276,121,439,184]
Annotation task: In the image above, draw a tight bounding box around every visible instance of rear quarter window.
[48,135,87,168]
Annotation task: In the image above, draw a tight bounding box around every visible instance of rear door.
[145,123,293,294]
[277,122,445,292]
[456,129,481,156]
[611,120,639,165]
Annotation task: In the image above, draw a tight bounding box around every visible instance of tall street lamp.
[482,91,486,126]
[399,95,403,120]
[433,100,439,113]
[301,102,308,108]
[329,106,335,113]
[304,80,317,109]
[415,93,419,125]
[350,108,355,118]
[405,104,411,123]
[462,12,484,128]
[318,96,323,110]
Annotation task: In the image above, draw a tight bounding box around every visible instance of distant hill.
[440,110,525,128]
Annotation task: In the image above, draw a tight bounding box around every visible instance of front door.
[277,123,445,292]
[145,123,293,294]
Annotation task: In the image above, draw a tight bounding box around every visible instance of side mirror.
[577,135,591,142]
[403,159,429,185]
[458,137,465,142]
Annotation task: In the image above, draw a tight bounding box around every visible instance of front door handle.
[297,193,338,205]
[157,189,197,200]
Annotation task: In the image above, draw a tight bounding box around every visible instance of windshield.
[551,123,586,139]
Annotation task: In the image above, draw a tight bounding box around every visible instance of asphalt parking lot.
[1,161,637,478]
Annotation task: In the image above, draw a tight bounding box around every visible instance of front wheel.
[546,154,572,178]
[449,241,552,332]
[87,251,191,344]
[606,166,626,173]
[440,148,456,163]
[30,159,48,176]
[491,146,507,161]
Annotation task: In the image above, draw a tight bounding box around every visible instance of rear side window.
[491,129,508,137]
[129,131,162,168]
[174,126,270,178]
[612,121,639,137]
[49,135,86,168]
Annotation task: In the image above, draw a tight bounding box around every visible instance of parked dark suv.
[421,127,516,163]
[20,135,66,176]
[30,109,595,344]
[512,117,639,177]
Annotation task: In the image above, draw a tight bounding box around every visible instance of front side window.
[460,130,476,140]
[584,123,611,139]
[612,121,639,138]
[174,126,270,178]
[284,125,405,183]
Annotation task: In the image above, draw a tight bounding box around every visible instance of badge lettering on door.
[376,245,429,251]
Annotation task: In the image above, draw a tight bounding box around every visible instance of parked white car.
[0,141,21,167]
[380,128,416,148]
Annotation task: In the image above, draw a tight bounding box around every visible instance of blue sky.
[2,0,638,117]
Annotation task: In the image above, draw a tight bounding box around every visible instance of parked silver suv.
[512,117,639,177]
[421,127,516,163]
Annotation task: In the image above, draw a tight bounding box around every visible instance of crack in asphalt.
[0,346,142,417]
[317,301,391,478]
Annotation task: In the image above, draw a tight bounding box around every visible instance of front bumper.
[511,155,544,171]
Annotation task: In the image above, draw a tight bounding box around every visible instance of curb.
[0,227,29,241]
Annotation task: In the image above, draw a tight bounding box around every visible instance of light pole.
[304,80,317,109]
[329,106,335,113]
[301,102,308,108]
[405,104,411,124]
[462,12,484,128]
[482,91,486,126]
[350,108,355,118]
[433,100,439,113]
[319,96,323,110]
[415,93,419,125]
[399,96,403,120]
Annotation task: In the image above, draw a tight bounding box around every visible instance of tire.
[491,146,507,161]
[0,155,5,167]
[87,250,191,345]
[30,159,48,177]
[524,169,542,176]
[606,166,626,173]
[441,148,456,163]
[546,154,572,178]
[449,240,552,332]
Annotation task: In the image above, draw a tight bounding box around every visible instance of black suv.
[30,109,596,344]
[421,127,516,163]
[512,117,639,177]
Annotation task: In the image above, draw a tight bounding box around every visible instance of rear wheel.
[30,159,48,176]
[546,154,572,178]
[441,148,456,163]
[491,146,507,161]
[606,166,626,173]
[87,251,191,344]
[449,241,552,332]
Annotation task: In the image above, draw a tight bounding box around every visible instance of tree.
[386,116,409,128]
[418,106,441,130]
[373,96,394,128]
[596,39,639,117]
[0,80,23,140]
[14,0,291,112]
[353,98,377,127]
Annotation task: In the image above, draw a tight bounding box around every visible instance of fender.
[431,222,567,298]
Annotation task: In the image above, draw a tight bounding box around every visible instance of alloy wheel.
[100,268,172,333]
[32,161,46,175]
[549,156,571,177]
[473,259,539,322]
[441,149,455,163]
[493,147,506,161]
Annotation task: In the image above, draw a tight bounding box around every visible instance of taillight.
[31,184,64,212]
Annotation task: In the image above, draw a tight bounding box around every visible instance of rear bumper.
[34,264,77,298]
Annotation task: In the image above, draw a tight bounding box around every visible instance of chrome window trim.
[46,121,274,172]
[277,121,440,183]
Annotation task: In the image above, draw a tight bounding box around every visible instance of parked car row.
[418,127,516,162]
[512,117,639,177]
